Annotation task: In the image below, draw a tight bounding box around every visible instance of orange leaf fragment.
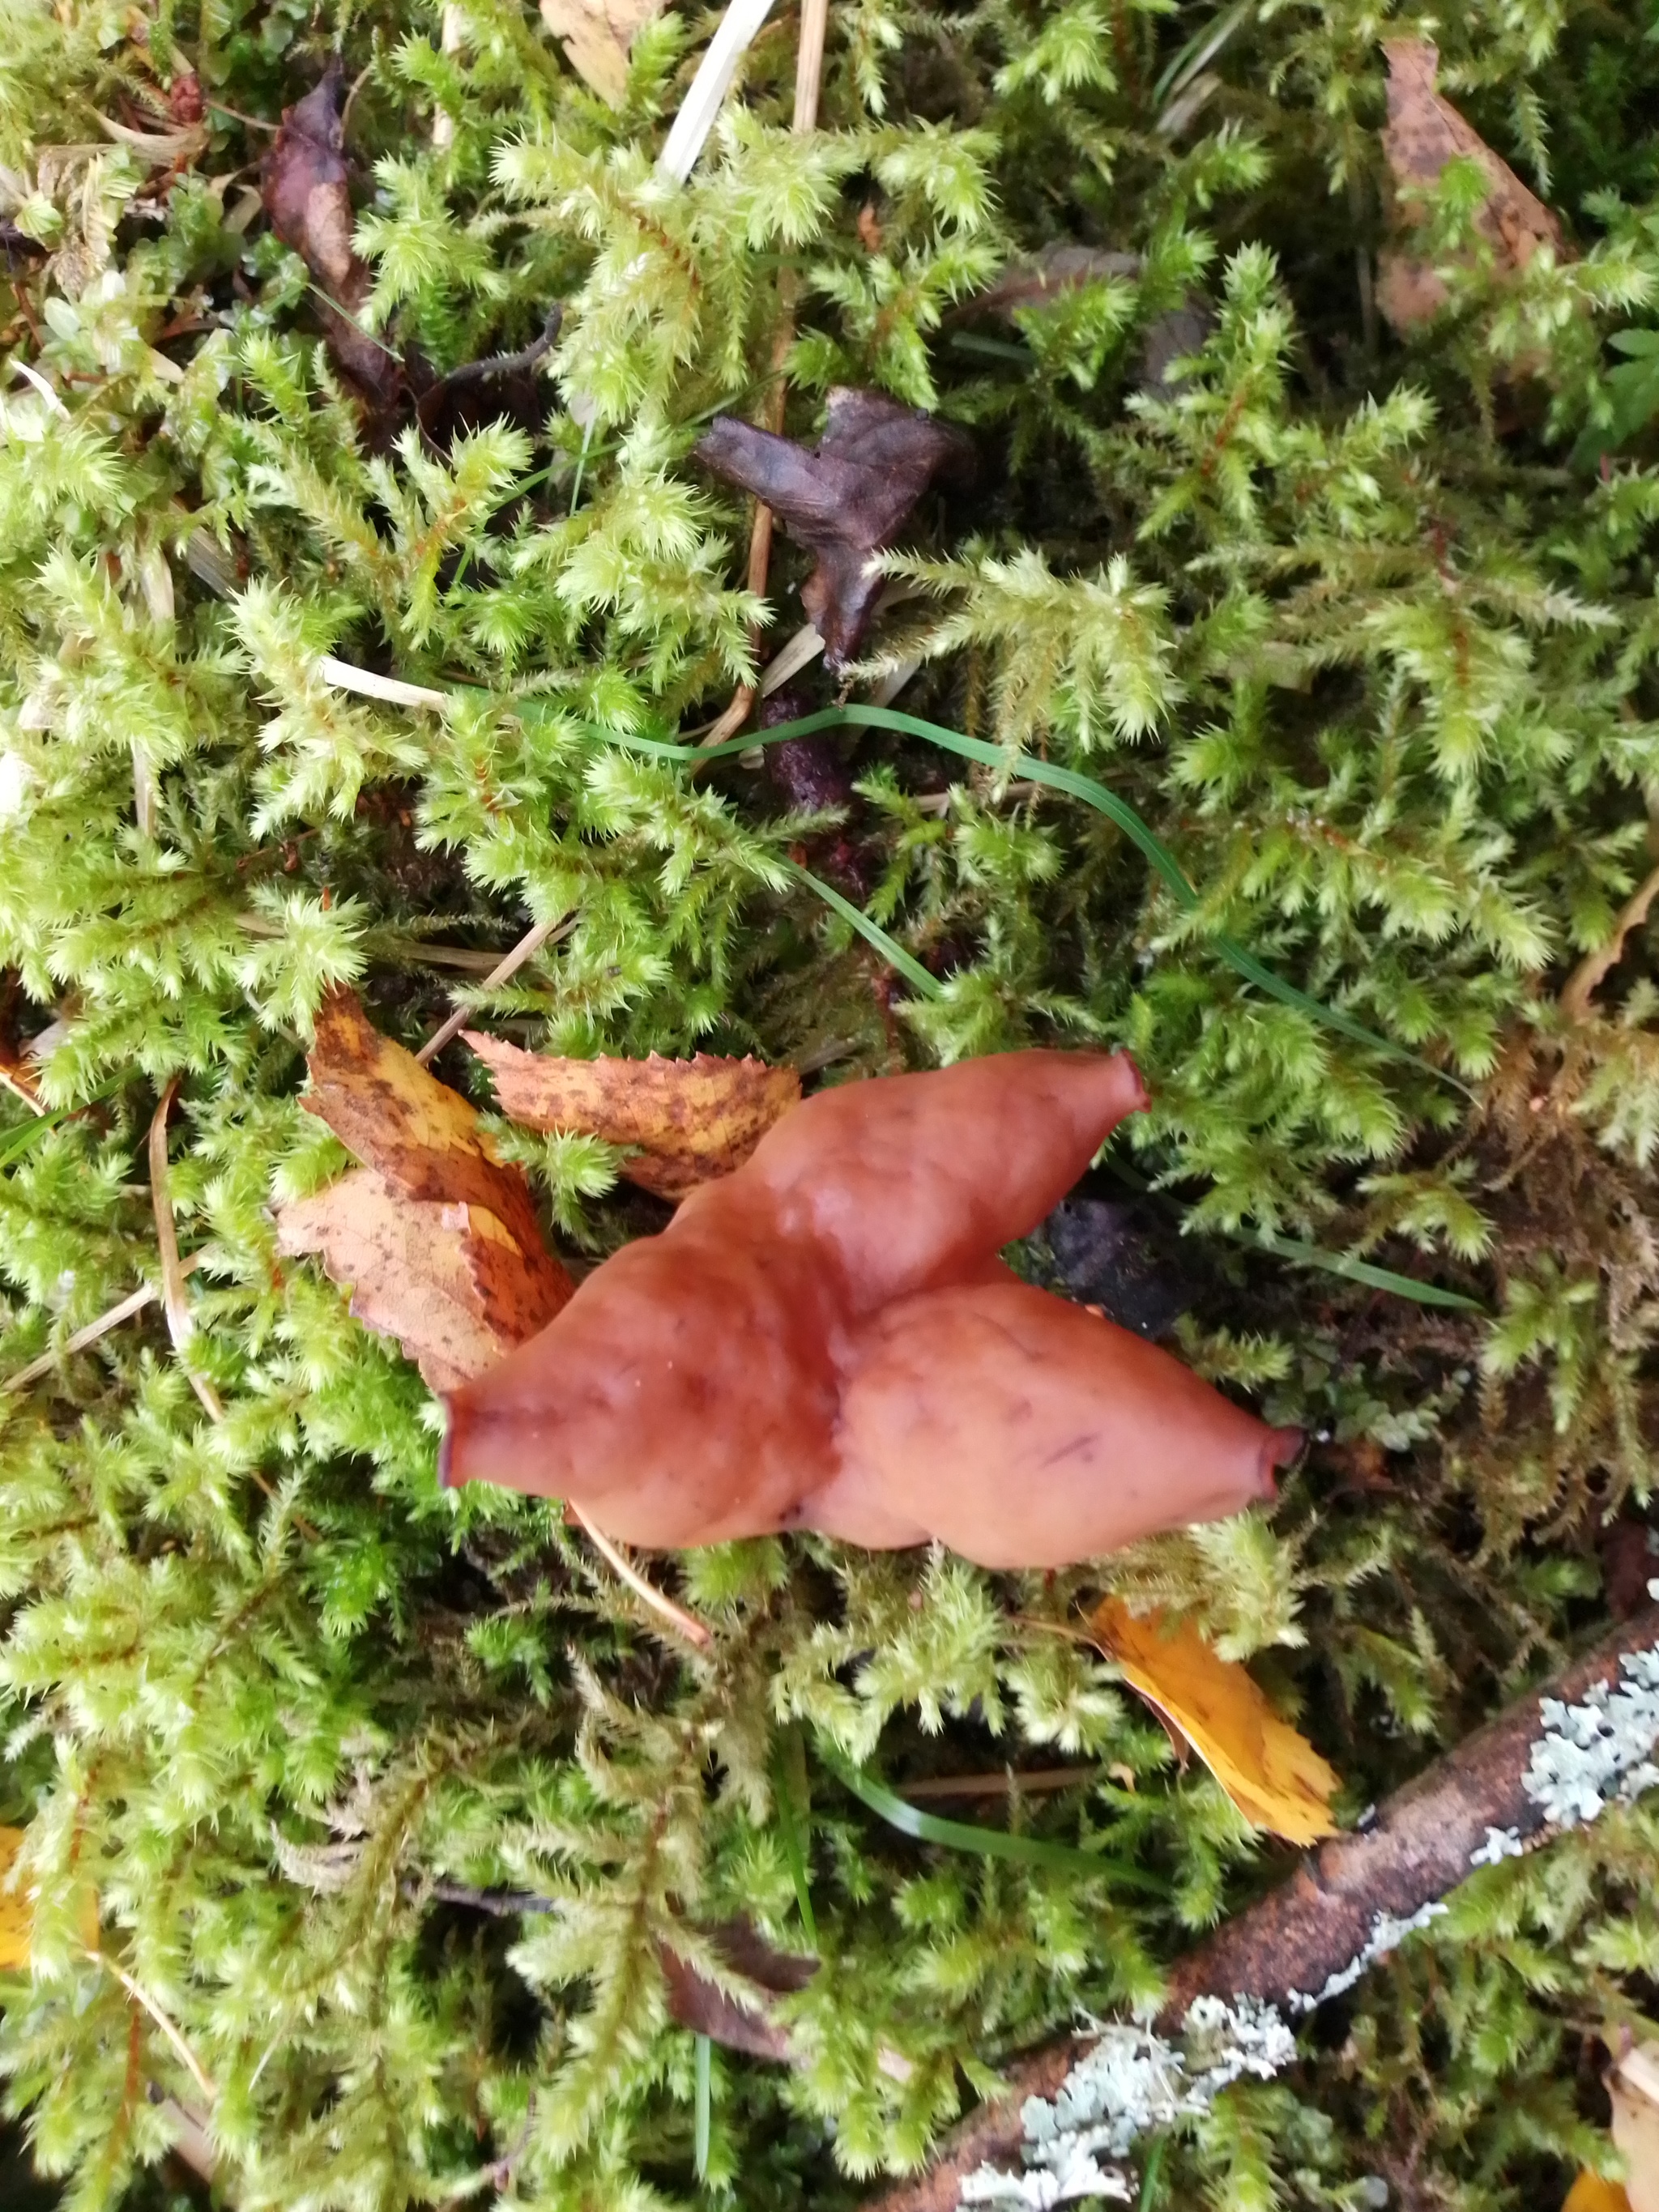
[539,0,665,104]
[1090,1598,1338,1846]
[465,1034,801,1200]
[1564,2174,1633,2212]
[276,989,572,1391]
[1378,38,1565,331]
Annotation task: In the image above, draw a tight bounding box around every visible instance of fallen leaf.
[539,0,666,104]
[0,1826,31,1971]
[442,1051,1304,1566]
[262,63,403,407]
[1564,2175,1633,2212]
[465,1034,800,1199]
[1378,37,1565,332]
[276,988,572,1391]
[696,388,975,668]
[1613,2044,1659,2212]
[1089,1598,1339,1845]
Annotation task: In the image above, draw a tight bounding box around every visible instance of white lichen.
[956,1643,1659,2212]
[1522,1644,1659,1829]
[957,1998,1294,2209]
[1469,1825,1524,1868]
[1287,1900,1448,2014]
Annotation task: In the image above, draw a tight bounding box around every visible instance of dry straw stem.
[859,1601,1659,2212]
[85,1947,219,2105]
[699,0,832,748]
[148,1081,225,1423]
[1560,858,1659,1025]
[2,1252,206,1396]
[565,1505,714,1649]
[415,913,576,1066]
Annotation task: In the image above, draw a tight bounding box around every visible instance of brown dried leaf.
[465,1034,800,1198]
[539,0,665,104]
[275,989,571,1390]
[262,63,402,406]
[1378,37,1565,331]
[696,388,975,668]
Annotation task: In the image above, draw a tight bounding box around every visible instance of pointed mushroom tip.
[1256,1426,1306,1501]
[1118,1051,1150,1115]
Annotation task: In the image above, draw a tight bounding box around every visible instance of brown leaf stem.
[1560,859,1659,1025]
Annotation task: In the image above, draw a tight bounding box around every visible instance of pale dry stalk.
[700,0,832,749]
[1560,857,1659,1025]
[566,1505,714,1650]
[416,913,575,1065]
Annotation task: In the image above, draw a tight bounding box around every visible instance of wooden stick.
[415,914,574,1066]
[859,1603,1659,2212]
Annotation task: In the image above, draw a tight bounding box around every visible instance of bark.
[861,1602,1659,2212]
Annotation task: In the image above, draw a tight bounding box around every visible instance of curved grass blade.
[1249,1226,1486,1312]
[787,861,942,999]
[819,1749,1162,1890]
[773,1729,818,1948]
[567,704,1471,1098]
[0,1076,131,1173]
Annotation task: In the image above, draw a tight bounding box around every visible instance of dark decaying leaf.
[658,1920,814,2064]
[962,245,1141,318]
[262,63,402,407]
[1041,1183,1201,1340]
[696,389,975,667]
[1378,37,1565,332]
[761,687,856,813]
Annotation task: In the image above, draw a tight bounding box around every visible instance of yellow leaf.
[1564,2172,1632,2212]
[0,1826,30,1970]
[1089,1599,1339,1846]
[466,1034,800,1200]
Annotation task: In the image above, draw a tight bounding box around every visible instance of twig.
[148,1083,224,1424]
[2,1255,205,1396]
[426,1877,557,1915]
[900,1767,1094,1800]
[87,1949,218,2104]
[698,0,832,748]
[1560,857,1659,1025]
[415,912,576,1065]
[565,1504,714,1650]
[858,1602,1659,2212]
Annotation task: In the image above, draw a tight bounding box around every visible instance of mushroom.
[441,1051,1302,1569]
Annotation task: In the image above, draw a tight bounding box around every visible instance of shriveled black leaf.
[962,244,1141,318]
[697,388,975,667]
[262,62,402,408]
[1042,1183,1201,1340]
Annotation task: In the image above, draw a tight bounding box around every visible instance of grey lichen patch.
[1469,1825,1525,1867]
[957,1998,1295,2210]
[1522,1644,1659,1828]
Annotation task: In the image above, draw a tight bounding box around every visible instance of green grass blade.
[773,1729,818,1948]
[693,2033,711,2180]
[818,1749,1162,1890]
[1249,1227,1486,1312]
[567,705,1471,1097]
[0,1076,130,1173]
[787,861,943,999]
